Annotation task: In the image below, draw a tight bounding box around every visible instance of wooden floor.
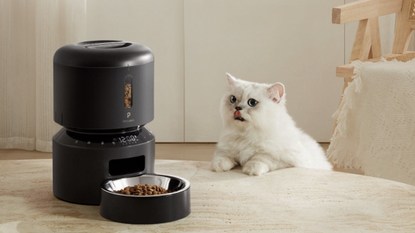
[0,143,363,174]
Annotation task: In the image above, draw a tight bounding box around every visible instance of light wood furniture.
[332,0,415,143]
[333,0,415,90]
[330,0,415,170]
[0,159,414,232]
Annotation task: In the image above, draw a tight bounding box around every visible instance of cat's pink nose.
[234,111,241,117]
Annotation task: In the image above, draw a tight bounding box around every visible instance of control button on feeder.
[75,140,78,144]
[112,142,115,145]
[87,141,91,145]
[101,141,104,145]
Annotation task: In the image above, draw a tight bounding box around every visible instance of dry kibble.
[124,83,132,107]
[114,184,170,196]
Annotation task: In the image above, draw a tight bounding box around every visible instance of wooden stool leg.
[392,0,415,54]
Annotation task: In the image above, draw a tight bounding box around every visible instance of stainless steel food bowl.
[99,174,191,224]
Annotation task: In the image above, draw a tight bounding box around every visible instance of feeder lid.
[53,40,154,68]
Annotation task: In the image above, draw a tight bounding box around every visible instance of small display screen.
[118,135,139,145]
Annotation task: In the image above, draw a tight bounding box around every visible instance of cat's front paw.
[211,156,236,172]
[242,161,269,176]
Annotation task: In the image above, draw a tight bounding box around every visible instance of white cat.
[211,73,332,176]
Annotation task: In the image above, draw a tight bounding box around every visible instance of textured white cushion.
[328,58,415,186]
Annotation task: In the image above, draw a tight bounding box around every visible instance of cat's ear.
[267,83,285,103]
[226,73,237,88]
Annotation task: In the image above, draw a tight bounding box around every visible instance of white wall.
[184,0,344,142]
[86,0,399,143]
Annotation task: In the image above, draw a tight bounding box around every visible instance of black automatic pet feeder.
[52,40,190,224]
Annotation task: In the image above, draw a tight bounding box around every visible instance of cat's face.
[220,73,285,128]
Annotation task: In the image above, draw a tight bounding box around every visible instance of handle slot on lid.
[82,41,132,49]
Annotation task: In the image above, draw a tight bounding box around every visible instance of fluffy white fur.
[211,73,332,176]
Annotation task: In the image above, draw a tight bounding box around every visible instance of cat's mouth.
[234,116,245,122]
[233,110,245,122]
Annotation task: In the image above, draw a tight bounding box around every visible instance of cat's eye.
[247,98,258,107]
[230,95,236,103]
